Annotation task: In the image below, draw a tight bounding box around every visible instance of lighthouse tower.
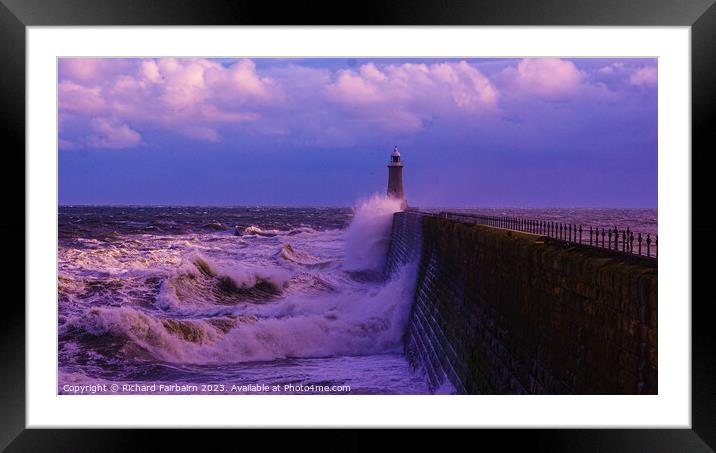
[387,145,407,209]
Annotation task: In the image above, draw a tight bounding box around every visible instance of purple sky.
[58,57,657,207]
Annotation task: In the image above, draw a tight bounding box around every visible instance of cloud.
[59,58,280,148]
[58,138,80,150]
[595,62,657,89]
[629,66,658,87]
[498,58,584,99]
[58,59,133,85]
[183,126,221,142]
[86,117,141,149]
[58,80,107,114]
[597,62,624,75]
[58,57,656,150]
[325,61,499,132]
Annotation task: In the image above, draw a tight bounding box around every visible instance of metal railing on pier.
[408,209,657,259]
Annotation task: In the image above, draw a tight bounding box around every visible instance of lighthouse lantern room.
[387,145,407,209]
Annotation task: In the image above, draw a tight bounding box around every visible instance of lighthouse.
[387,145,407,209]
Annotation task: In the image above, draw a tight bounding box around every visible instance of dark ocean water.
[58,204,656,395]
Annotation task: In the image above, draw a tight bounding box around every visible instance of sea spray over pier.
[344,194,403,272]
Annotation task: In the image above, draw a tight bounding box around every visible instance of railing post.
[646,234,651,257]
[621,230,626,252]
[638,233,642,255]
[610,227,614,249]
[601,228,605,248]
[578,225,583,244]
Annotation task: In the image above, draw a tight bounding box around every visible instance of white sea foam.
[70,262,417,364]
[241,225,281,237]
[343,194,403,272]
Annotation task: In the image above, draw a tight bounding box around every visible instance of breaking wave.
[275,243,331,267]
[239,225,281,237]
[64,262,417,364]
[60,197,416,369]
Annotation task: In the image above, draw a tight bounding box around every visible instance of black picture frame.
[2,0,713,450]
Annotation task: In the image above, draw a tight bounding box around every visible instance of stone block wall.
[385,212,658,394]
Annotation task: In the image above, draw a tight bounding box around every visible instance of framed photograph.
[3,0,714,449]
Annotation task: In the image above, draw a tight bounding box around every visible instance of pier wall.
[384,211,658,394]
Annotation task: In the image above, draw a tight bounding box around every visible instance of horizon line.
[57,203,658,210]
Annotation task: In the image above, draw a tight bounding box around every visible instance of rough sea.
[58,201,657,395]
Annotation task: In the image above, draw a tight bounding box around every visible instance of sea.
[57,199,657,395]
